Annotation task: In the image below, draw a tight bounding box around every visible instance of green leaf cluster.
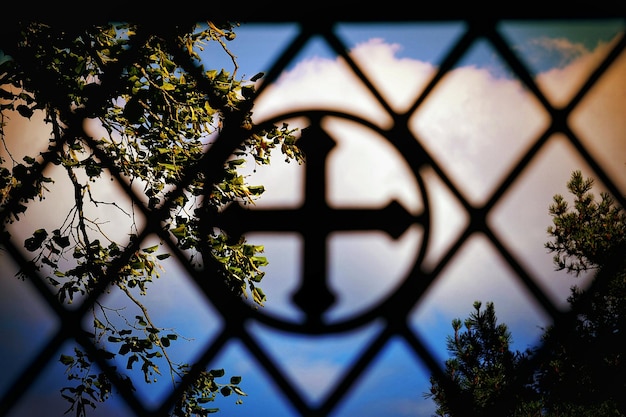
[58,347,116,417]
[1,21,304,416]
[172,368,247,416]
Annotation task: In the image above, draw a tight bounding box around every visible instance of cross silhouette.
[217,113,424,328]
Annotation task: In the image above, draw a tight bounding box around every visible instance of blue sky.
[1,19,626,417]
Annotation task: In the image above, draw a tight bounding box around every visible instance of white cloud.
[536,33,623,107]
[254,54,391,127]
[246,35,625,336]
[530,36,590,64]
[410,64,550,205]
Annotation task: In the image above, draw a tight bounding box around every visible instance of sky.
[1,19,625,417]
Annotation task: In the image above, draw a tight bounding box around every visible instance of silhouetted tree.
[536,170,626,416]
[427,170,626,416]
[425,301,537,417]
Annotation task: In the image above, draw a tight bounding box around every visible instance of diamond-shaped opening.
[409,37,550,206]
[246,319,384,407]
[331,336,436,417]
[193,338,299,417]
[569,46,626,195]
[325,116,423,212]
[253,33,392,128]
[497,19,626,107]
[81,234,224,409]
[334,21,467,114]
[411,234,551,364]
[489,133,601,308]
[4,340,135,417]
[419,165,470,272]
[0,252,59,397]
[326,228,422,322]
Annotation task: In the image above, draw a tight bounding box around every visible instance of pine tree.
[427,170,626,416]
[425,301,536,417]
[537,170,626,416]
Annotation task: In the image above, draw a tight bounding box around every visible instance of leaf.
[16,104,33,119]
[123,97,143,123]
[53,235,71,248]
[14,203,27,215]
[209,369,225,378]
[250,72,264,82]
[230,376,241,384]
[170,224,186,239]
[232,386,247,396]
[25,228,48,252]
[227,158,245,167]
[241,85,255,99]
[59,354,75,366]
[160,337,170,347]
[42,256,57,268]
[220,387,231,397]
[0,88,13,100]
[251,255,268,266]
[158,162,178,172]
[156,253,171,260]
[247,185,265,195]
[252,287,266,305]
[119,344,130,355]
[126,355,138,370]
[142,244,159,253]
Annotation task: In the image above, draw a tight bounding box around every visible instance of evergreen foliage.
[427,171,626,417]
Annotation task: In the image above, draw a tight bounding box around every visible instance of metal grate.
[2,10,626,417]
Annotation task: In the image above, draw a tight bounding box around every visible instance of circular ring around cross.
[216,109,433,334]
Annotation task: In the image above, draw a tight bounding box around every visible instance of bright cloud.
[536,33,624,106]
[249,34,626,337]
[530,36,590,63]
